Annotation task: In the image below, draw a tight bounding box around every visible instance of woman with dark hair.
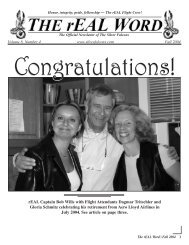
[15,101,85,191]
[110,104,180,191]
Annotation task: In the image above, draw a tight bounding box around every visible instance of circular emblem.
[163,29,173,39]
[16,29,26,39]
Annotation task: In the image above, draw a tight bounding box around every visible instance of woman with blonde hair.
[110,104,180,191]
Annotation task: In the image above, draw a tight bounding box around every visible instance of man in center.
[75,84,123,191]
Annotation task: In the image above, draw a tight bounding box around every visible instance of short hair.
[110,104,156,143]
[48,100,85,138]
[85,84,115,107]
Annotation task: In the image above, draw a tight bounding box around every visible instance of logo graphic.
[163,11,179,39]
[10,10,26,39]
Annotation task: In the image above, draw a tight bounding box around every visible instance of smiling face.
[114,110,137,145]
[86,94,113,132]
[52,105,81,140]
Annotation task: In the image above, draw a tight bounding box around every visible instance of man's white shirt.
[74,122,124,191]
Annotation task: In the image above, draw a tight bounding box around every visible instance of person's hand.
[15,148,36,173]
[164,145,180,162]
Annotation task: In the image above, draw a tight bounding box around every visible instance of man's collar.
[85,120,108,135]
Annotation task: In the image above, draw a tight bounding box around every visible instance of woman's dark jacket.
[113,141,176,191]
[15,135,82,191]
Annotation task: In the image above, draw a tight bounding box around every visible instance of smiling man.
[75,84,124,191]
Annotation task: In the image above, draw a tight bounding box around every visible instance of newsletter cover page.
[2,0,188,244]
